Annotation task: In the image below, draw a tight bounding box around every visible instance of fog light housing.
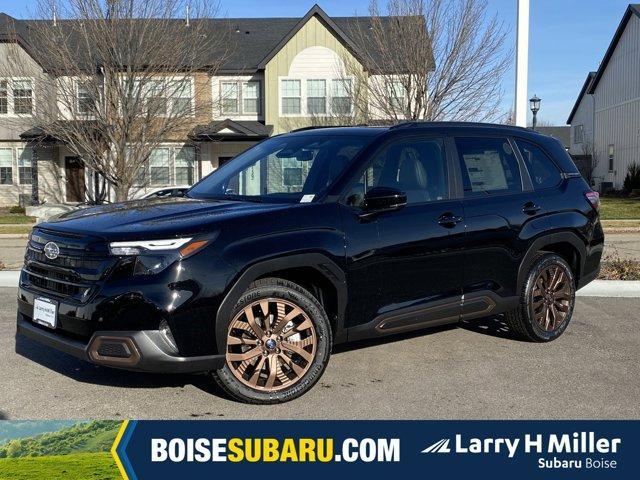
[159,319,178,351]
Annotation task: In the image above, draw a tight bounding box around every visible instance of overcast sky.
[1,0,634,125]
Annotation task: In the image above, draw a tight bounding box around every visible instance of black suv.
[16,123,603,404]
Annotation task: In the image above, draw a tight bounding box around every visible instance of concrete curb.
[1,270,639,297]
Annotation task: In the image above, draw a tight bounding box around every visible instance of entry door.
[65,157,86,202]
[341,135,465,335]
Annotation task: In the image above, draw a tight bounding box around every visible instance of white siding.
[593,14,640,189]
[568,94,594,156]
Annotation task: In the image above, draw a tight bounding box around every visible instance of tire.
[505,253,576,342]
[212,277,332,404]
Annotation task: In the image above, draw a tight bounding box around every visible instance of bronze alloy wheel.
[531,264,572,332]
[225,298,317,392]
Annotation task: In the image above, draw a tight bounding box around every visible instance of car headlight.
[109,238,209,275]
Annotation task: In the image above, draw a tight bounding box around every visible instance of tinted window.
[456,137,522,196]
[346,137,447,207]
[516,140,561,190]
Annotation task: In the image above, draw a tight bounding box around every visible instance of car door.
[339,134,466,339]
[452,135,547,316]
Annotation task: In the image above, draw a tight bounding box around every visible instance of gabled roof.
[190,120,273,141]
[537,126,570,148]
[588,4,640,94]
[567,71,596,124]
[0,5,425,74]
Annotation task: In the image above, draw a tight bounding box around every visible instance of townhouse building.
[0,5,417,206]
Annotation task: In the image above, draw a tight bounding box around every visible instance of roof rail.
[290,124,372,133]
[389,121,530,132]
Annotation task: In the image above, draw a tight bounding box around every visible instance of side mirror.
[360,187,407,218]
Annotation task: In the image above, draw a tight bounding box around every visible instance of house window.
[221,82,239,114]
[175,146,196,185]
[169,78,192,116]
[77,81,94,115]
[332,79,352,115]
[0,149,12,184]
[146,80,168,116]
[13,79,33,115]
[307,80,326,115]
[281,80,301,115]
[0,81,7,115]
[242,81,260,114]
[573,125,584,144]
[149,148,171,185]
[17,148,32,185]
[608,144,614,172]
[389,81,406,112]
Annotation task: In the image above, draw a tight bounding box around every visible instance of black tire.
[505,253,576,342]
[212,277,332,404]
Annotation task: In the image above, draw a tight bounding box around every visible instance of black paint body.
[16,123,604,372]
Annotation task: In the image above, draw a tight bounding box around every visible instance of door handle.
[522,202,542,215]
[438,213,463,228]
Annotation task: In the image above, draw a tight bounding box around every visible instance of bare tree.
[342,0,510,123]
[579,138,600,186]
[2,0,229,202]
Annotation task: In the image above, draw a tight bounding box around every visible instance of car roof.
[283,122,551,142]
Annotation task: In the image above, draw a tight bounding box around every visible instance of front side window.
[516,140,561,190]
[13,80,33,115]
[346,137,448,207]
[221,82,239,114]
[281,80,301,115]
[17,148,33,185]
[188,135,371,202]
[149,148,171,185]
[307,80,326,115]
[0,148,12,184]
[456,137,522,196]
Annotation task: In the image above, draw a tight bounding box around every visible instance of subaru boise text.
[16,123,603,404]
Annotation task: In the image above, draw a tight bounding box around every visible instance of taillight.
[585,190,600,211]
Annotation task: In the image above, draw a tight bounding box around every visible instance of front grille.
[22,228,115,302]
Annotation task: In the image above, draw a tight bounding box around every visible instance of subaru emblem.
[44,242,60,260]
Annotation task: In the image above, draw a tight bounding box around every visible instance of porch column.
[30,144,39,205]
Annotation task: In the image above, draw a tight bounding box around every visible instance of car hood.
[38,197,290,241]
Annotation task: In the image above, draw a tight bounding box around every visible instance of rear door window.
[455,137,522,196]
[515,140,562,190]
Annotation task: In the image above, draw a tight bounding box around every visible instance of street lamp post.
[529,94,541,131]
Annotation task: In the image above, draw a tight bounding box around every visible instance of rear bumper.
[16,313,225,374]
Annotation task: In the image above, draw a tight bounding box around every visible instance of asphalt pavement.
[1,287,638,420]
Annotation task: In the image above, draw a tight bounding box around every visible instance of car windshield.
[187,135,372,203]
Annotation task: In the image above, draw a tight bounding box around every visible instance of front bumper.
[16,312,225,374]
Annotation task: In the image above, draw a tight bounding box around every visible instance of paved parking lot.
[1,287,638,420]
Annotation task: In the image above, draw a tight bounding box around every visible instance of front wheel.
[505,253,576,342]
[212,278,332,404]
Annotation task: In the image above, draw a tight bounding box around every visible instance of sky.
[0,0,634,125]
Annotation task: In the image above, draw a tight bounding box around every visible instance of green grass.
[600,197,640,220]
[0,225,32,235]
[0,453,120,480]
[0,215,36,224]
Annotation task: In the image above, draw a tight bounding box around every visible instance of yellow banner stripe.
[111,420,130,480]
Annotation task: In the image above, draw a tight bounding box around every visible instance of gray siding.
[593,14,640,189]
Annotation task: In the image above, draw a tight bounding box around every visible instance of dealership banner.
[111,420,640,479]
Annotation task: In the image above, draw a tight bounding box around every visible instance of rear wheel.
[212,278,332,404]
[505,253,576,342]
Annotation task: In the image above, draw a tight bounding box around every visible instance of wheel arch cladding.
[518,232,585,291]
[215,254,347,354]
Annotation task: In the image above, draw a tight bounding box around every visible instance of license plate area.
[33,297,58,329]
